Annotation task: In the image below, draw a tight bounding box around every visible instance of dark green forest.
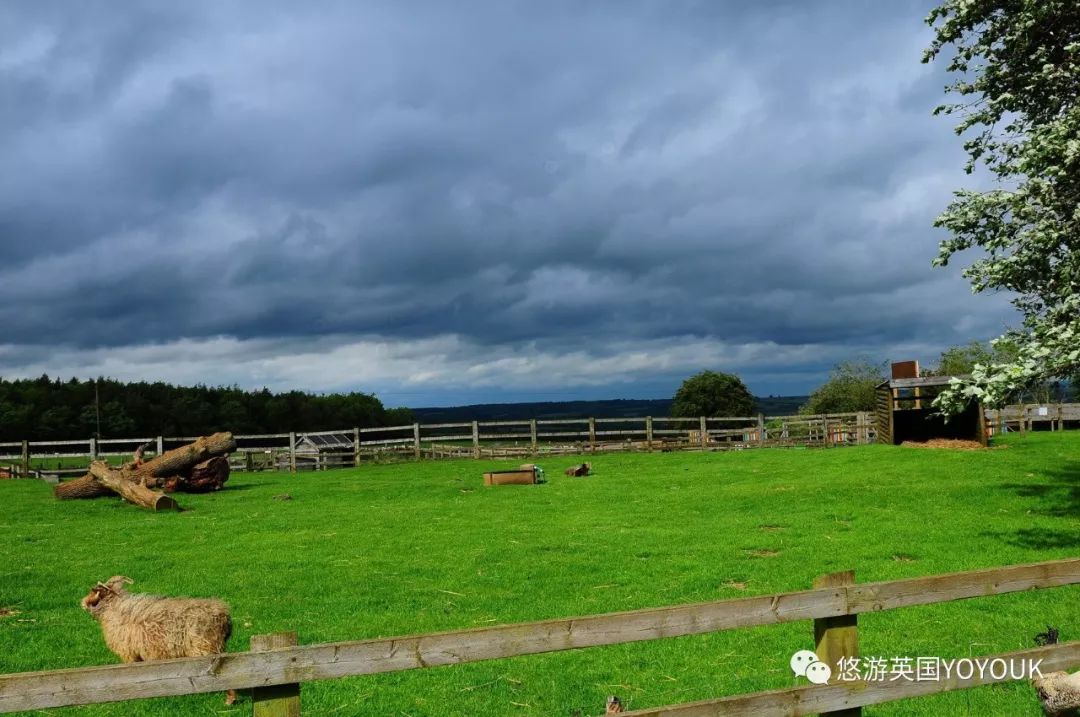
[0,376,413,441]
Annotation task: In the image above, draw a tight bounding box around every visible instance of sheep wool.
[1033,671,1080,717]
[82,577,231,663]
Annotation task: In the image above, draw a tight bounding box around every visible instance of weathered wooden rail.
[0,412,875,478]
[1,558,1078,715]
[2,402,1078,479]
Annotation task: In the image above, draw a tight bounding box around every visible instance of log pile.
[54,433,236,511]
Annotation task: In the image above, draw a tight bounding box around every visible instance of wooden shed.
[288,433,356,470]
[875,361,986,446]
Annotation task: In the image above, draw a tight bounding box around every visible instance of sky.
[0,1,1015,407]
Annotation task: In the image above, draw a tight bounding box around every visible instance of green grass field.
[1,433,1078,716]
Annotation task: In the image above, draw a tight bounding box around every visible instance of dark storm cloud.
[0,1,1015,397]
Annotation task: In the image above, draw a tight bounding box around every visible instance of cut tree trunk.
[53,433,235,510]
[142,456,230,493]
[54,474,114,499]
[139,432,236,478]
[186,456,229,492]
[87,461,179,512]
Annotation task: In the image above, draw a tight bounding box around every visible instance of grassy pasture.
[1,432,1078,716]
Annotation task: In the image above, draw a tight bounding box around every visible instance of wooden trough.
[482,469,537,486]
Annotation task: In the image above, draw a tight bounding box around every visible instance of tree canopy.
[0,375,412,441]
[800,361,886,415]
[671,370,755,418]
[924,1,1080,414]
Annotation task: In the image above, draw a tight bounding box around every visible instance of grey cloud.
[0,1,1016,399]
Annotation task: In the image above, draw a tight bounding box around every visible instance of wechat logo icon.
[790,649,832,685]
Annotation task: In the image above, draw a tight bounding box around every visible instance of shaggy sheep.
[81,576,236,705]
[605,695,624,713]
[1033,627,1080,716]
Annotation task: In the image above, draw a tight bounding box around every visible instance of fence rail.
[4,403,1080,479]
[1,413,874,477]
[1,558,1077,714]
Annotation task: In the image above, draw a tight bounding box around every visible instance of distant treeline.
[0,375,414,442]
[410,396,808,423]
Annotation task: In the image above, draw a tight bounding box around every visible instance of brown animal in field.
[564,462,591,477]
[81,576,236,705]
[605,695,624,713]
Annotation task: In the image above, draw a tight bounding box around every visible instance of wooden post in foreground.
[251,632,300,717]
[813,570,860,717]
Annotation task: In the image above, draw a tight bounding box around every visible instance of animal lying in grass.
[1033,626,1080,716]
[81,576,236,705]
[564,462,592,477]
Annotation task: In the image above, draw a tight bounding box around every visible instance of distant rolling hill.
[411,396,808,423]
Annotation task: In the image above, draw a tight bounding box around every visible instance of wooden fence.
[3,402,1078,480]
[986,402,1080,435]
[1,558,1078,715]
[0,413,874,479]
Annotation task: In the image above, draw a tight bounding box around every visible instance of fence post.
[757,414,765,444]
[472,421,480,459]
[156,435,164,457]
[645,416,653,451]
[20,440,29,479]
[530,419,538,456]
[89,438,97,460]
[251,631,301,716]
[699,416,707,448]
[289,432,297,474]
[822,417,830,448]
[588,417,596,450]
[412,423,421,460]
[245,450,254,472]
[1019,406,1027,437]
[353,427,361,467]
[813,570,860,717]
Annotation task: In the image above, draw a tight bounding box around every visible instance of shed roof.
[296,433,354,449]
[877,375,970,389]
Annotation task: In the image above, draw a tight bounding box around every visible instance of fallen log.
[54,474,114,500]
[138,432,236,478]
[53,433,235,510]
[185,456,230,491]
[87,461,179,512]
[143,456,230,493]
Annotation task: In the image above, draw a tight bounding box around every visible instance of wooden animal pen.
[875,361,986,446]
[289,433,356,470]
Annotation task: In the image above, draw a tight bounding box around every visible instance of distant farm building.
[875,360,986,446]
[284,433,356,470]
